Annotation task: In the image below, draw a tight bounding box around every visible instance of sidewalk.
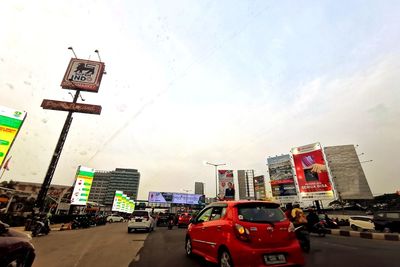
[327,228,400,241]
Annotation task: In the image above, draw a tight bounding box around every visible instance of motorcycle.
[310,220,327,237]
[31,215,51,237]
[295,225,310,253]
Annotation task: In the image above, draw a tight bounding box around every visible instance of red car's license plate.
[264,254,286,265]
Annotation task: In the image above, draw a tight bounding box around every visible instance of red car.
[178,213,192,228]
[185,201,304,267]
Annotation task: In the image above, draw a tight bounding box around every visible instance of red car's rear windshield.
[236,203,286,223]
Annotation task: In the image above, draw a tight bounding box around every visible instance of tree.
[0,180,17,189]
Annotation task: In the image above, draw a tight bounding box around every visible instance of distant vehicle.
[156,212,175,226]
[128,210,155,233]
[349,216,374,231]
[178,213,192,228]
[373,211,400,233]
[185,201,304,267]
[0,221,35,267]
[107,214,124,223]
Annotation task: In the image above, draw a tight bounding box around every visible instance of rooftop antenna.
[94,49,102,62]
[68,47,77,58]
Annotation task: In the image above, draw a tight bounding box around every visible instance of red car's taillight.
[234,224,251,242]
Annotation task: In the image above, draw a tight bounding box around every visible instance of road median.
[327,228,400,241]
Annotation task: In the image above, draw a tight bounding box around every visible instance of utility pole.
[206,162,226,199]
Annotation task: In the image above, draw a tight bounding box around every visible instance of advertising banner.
[268,154,299,203]
[291,143,334,200]
[0,106,27,169]
[218,170,235,200]
[148,192,205,204]
[253,175,266,200]
[71,166,95,205]
[112,191,123,212]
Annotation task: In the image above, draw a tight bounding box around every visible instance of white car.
[128,210,155,233]
[107,214,124,223]
[349,216,374,231]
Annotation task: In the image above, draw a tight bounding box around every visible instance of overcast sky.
[1,0,399,199]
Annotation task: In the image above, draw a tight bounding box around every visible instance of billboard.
[61,58,105,93]
[0,105,27,169]
[148,192,205,205]
[218,170,235,200]
[112,190,123,212]
[71,166,95,205]
[253,175,266,200]
[267,154,298,203]
[291,143,334,200]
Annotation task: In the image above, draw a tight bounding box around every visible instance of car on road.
[349,216,374,231]
[128,210,155,233]
[156,212,176,226]
[0,221,36,267]
[178,213,192,228]
[373,211,400,233]
[107,214,124,223]
[185,201,304,267]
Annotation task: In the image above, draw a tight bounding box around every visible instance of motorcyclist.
[306,208,320,231]
[284,203,294,222]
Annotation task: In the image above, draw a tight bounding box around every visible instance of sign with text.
[291,143,334,200]
[0,105,27,169]
[148,192,205,205]
[41,99,102,115]
[268,154,299,203]
[71,166,95,205]
[253,175,266,200]
[61,58,105,92]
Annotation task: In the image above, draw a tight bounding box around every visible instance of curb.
[327,229,400,241]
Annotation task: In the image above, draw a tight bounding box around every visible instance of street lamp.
[206,162,226,199]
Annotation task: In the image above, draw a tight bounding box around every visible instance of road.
[32,222,146,267]
[132,227,400,267]
[31,223,400,267]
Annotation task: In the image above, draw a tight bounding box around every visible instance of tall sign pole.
[35,91,79,211]
[35,48,105,212]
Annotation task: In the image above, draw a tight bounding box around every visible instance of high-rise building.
[89,168,140,206]
[238,170,255,200]
[194,182,205,195]
[324,145,373,200]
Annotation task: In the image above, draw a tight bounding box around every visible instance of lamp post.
[206,162,226,199]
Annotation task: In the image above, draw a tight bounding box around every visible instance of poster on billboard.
[112,191,123,212]
[218,170,235,200]
[0,105,27,169]
[71,166,95,205]
[253,175,266,200]
[148,192,205,204]
[291,143,334,200]
[268,154,299,203]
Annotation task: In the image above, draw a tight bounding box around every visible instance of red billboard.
[291,143,334,200]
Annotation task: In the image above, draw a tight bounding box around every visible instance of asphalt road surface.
[132,227,400,267]
[32,222,147,267]
[31,223,400,267]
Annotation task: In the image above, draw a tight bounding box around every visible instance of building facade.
[237,170,255,200]
[89,168,140,206]
[194,182,204,195]
[324,145,373,200]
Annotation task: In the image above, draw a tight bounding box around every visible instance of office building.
[194,182,204,195]
[324,145,373,200]
[237,170,255,200]
[89,168,140,206]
